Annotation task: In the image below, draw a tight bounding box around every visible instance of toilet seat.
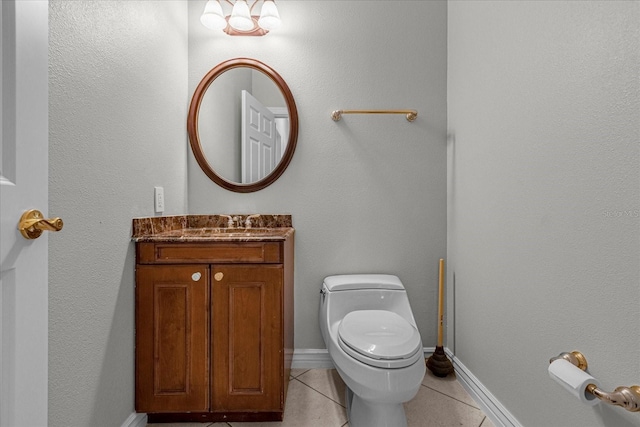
[338,310,422,369]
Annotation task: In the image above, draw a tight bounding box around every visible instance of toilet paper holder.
[549,351,640,412]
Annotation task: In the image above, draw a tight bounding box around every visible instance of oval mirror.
[187,58,299,193]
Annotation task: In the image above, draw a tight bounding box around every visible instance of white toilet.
[319,274,425,427]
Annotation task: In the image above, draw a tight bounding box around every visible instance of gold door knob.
[18,209,63,240]
[214,272,224,281]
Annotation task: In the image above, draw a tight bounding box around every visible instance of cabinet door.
[212,264,283,412]
[136,265,209,413]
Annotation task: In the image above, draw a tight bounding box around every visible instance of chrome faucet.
[244,214,261,228]
[219,215,235,228]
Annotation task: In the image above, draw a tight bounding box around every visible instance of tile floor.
[148,367,495,427]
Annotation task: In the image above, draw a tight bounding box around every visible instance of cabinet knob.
[191,272,202,282]
[214,272,224,281]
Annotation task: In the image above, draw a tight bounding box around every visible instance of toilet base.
[345,386,408,427]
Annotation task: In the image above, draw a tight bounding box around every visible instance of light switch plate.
[154,186,165,213]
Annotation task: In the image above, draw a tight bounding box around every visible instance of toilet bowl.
[319,274,426,427]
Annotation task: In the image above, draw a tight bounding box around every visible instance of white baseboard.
[445,348,522,427]
[121,412,146,427]
[291,347,437,369]
[291,348,334,368]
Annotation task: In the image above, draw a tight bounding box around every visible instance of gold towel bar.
[550,351,640,412]
[331,109,418,122]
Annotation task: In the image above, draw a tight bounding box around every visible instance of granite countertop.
[132,214,294,242]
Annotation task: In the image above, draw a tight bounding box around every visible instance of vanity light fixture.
[200,0,281,36]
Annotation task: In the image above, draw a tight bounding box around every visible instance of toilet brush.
[426,258,454,377]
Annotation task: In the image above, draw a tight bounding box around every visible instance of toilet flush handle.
[320,288,326,303]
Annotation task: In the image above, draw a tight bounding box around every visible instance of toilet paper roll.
[548,359,601,406]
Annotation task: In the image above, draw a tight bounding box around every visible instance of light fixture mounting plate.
[223,16,268,36]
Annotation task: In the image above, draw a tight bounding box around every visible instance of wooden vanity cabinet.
[135,237,294,423]
[135,264,210,413]
[212,264,283,413]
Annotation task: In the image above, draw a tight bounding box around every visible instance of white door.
[0,1,49,426]
[269,107,289,159]
[241,90,279,183]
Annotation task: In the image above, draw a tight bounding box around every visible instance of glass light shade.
[258,0,281,30]
[228,0,254,31]
[200,0,227,30]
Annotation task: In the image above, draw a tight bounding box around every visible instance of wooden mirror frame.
[187,58,299,193]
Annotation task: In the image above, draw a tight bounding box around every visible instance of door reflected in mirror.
[188,58,298,193]
[240,89,290,183]
[198,69,289,184]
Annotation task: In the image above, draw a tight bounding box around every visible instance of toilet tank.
[323,274,405,291]
[320,274,418,329]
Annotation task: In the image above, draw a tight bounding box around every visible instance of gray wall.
[187,0,448,350]
[447,2,639,426]
[48,1,188,426]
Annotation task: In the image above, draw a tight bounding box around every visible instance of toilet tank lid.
[323,274,404,291]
